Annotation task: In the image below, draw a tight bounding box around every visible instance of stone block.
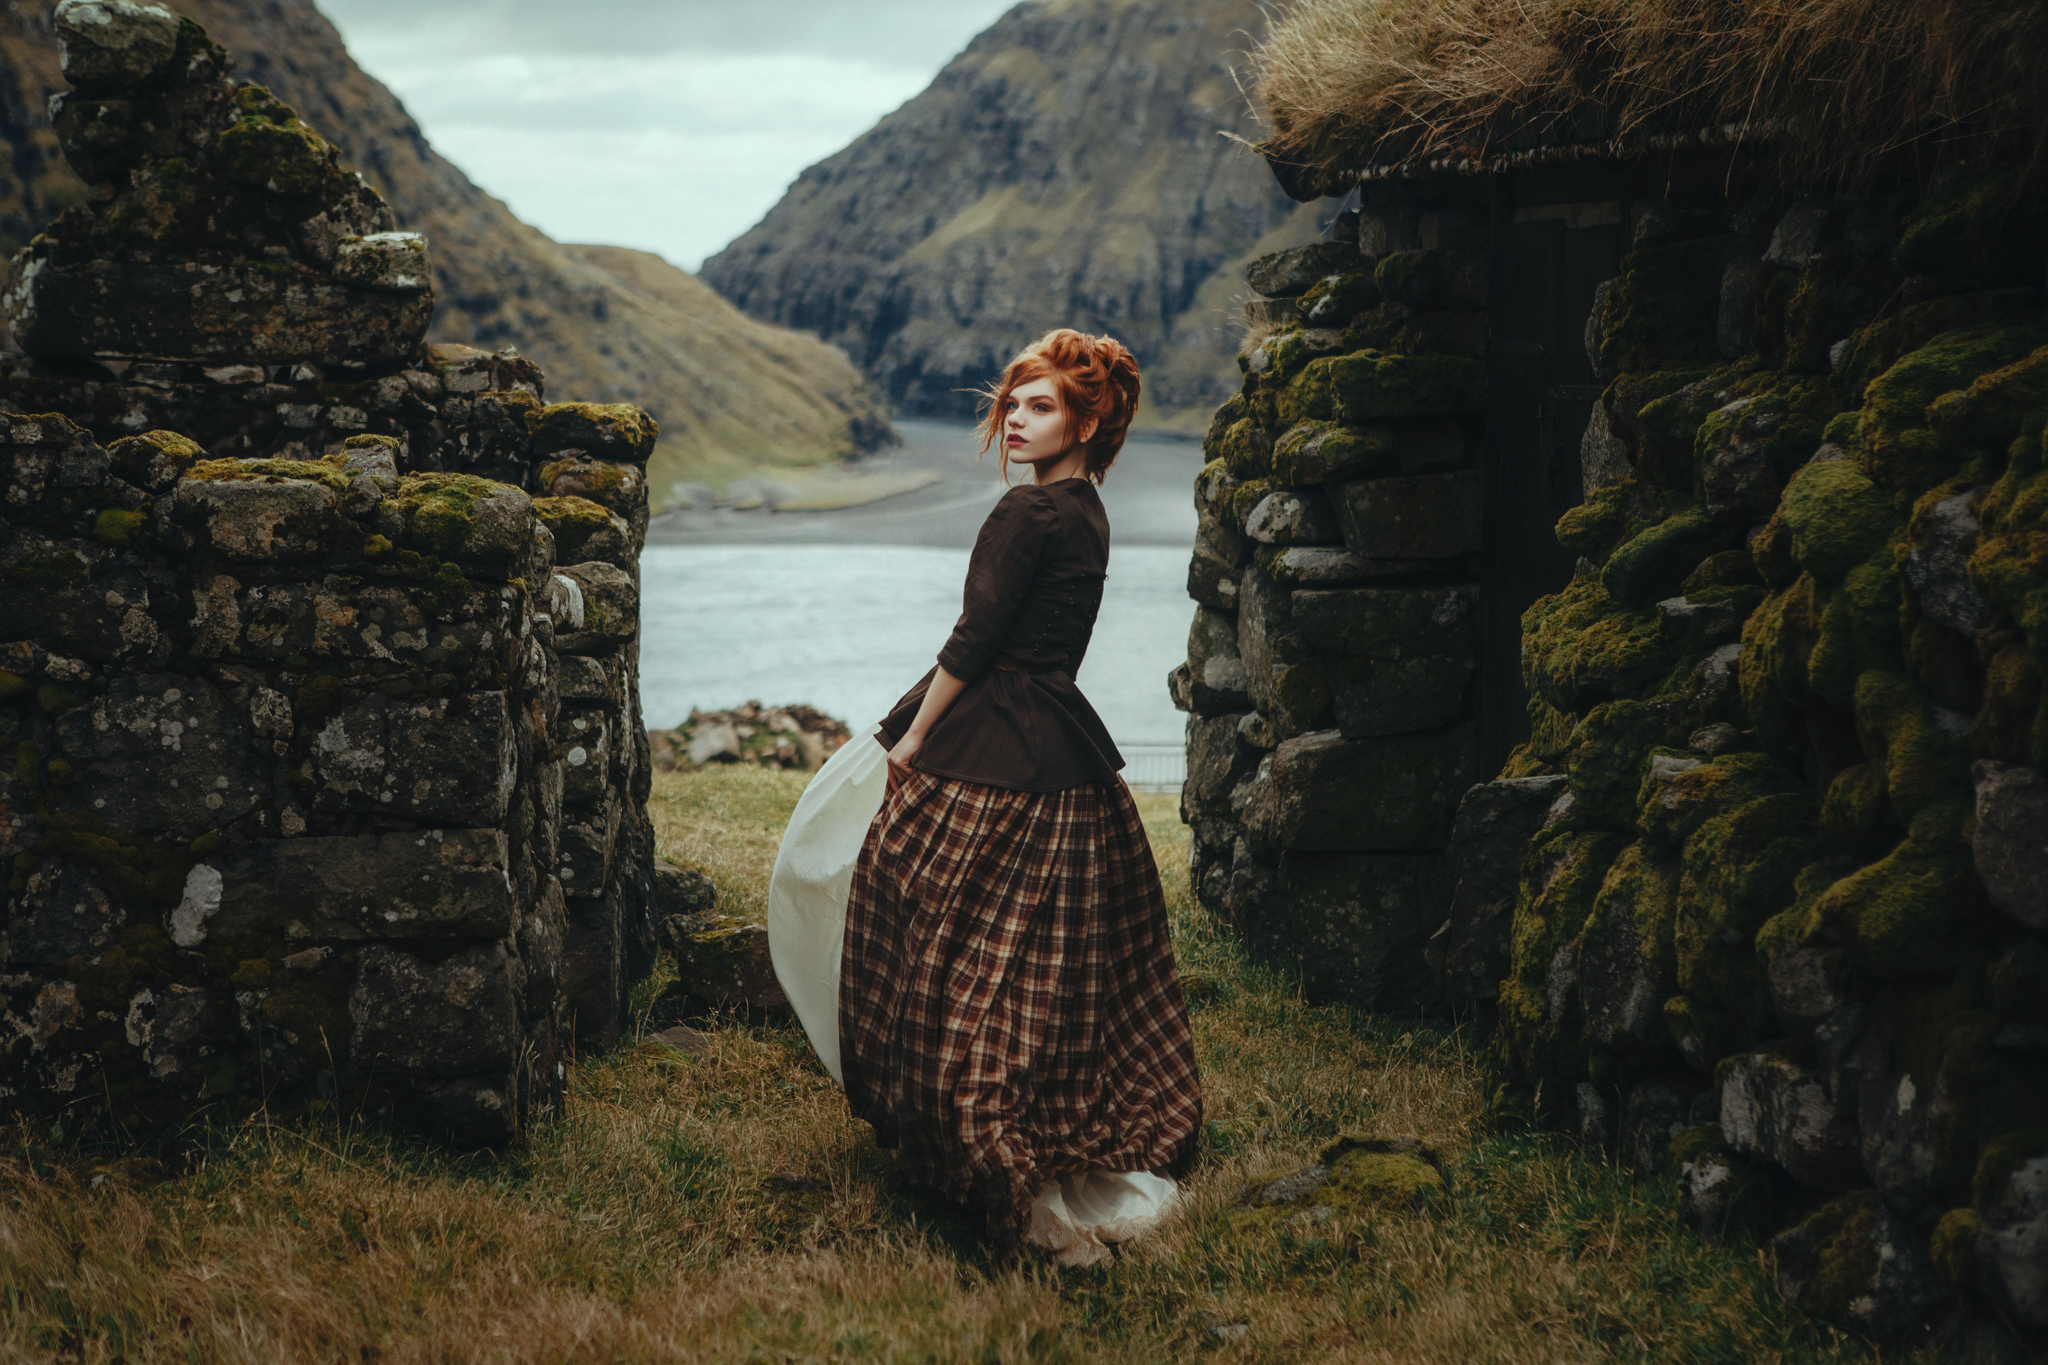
[6,259,434,366]
[1279,851,1449,1011]
[1260,545,1438,588]
[7,861,121,967]
[375,474,542,580]
[664,913,786,1011]
[1245,242,1358,298]
[527,402,659,464]
[1235,566,1296,711]
[304,691,517,826]
[1331,472,1482,560]
[331,232,430,294]
[1325,352,1482,424]
[1972,760,2048,928]
[54,0,181,92]
[557,794,621,899]
[0,528,160,664]
[1906,490,1996,638]
[1974,1145,2048,1328]
[1773,1191,1947,1339]
[202,828,516,942]
[553,562,638,651]
[1182,711,1251,850]
[1261,725,1476,851]
[1618,1073,1710,1173]
[653,862,718,919]
[1426,775,1566,1006]
[1186,607,1249,715]
[1244,489,1341,546]
[1671,1124,1772,1244]
[557,654,620,705]
[349,941,519,1078]
[1291,584,1477,737]
[534,495,633,570]
[560,705,614,809]
[1718,1049,1864,1189]
[56,674,266,840]
[1187,541,1240,613]
[563,891,623,1051]
[169,475,350,565]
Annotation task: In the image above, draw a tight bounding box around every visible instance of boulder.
[1972,760,2048,928]
[1426,775,1566,1006]
[1972,1138,2048,1328]
[1718,1049,1864,1190]
[1619,1073,1710,1173]
[553,561,639,650]
[688,723,742,766]
[653,862,718,920]
[527,402,659,464]
[1773,1191,1948,1339]
[1330,472,1482,560]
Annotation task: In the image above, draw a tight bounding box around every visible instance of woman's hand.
[885,730,924,792]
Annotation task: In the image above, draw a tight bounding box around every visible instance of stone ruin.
[1,1,658,1145]
[1181,142,2048,1345]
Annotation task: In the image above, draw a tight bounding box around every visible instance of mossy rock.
[1673,791,1815,1030]
[213,86,332,196]
[1777,460,1896,584]
[1372,250,1442,308]
[380,472,535,577]
[1975,1129,2048,1209]
[187,453,352,490]
[1927,344,2048,449]
[1598,237,1727,375]
[1832,292,2045,397]
[1894,165,2048,295]
[1806,560,1905,709]
[1230,478,1276,531]
[1270,419,1399,485]
[1274,359,1334,428]
[1781,241,1896,374]
[526,402,659,463]
[1555,478,1657,567]
[1857,322,2048,496]
[1602,505,1740,610]
[1638,751,1804,854]
[1567,699,1688,832]
[1853,670,1974,820]
[1929,1207,1981,1288]
[1973,631,2045,766]
[1298,270,1380,326]
[1794,800,1983,979]
[1633,371,1731,491]
[1738,576,1827,742]
[1236,1136,1446,1235]
[1217,416,1273,480]
[1525,693,1580,768]
[1202,394,1247,454]
[1662,993,1750,1072]
[1970,423,2048,680]
[533,495,630,568]
[106,429,202,492]
[1322,351,1481,424]
[1521,578,1680,714]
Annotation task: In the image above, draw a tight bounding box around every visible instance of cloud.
[321,0,1014,269]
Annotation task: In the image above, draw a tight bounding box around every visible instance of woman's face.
[1003,376,1095,470]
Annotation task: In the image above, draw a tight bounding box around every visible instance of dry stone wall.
[0,1,656,1146]
[1172,207,1485,1014]
[1480,165,2048,1347]
[1190,152,2048,1348]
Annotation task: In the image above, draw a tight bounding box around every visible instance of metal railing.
[1120,743,1186,794]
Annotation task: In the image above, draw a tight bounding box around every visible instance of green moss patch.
[188,455,352,491]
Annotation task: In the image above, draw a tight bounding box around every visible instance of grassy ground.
[0,768,1874,1363]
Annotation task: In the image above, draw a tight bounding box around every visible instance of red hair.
[976,328,1141,484]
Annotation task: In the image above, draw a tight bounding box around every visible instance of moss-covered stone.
[533,495,628,567]
[1372,250,1442,308]
[1930,1207,1981,1288]
[1894,165,2047,295]
[1323,351,1481,424]
[213,86,331,196]
[526,402,659,463]
[1778,460,1895,583]
[1927,345,2048,449]
[1602,505,1738,609]
[1673,791,1814,1035]
[1598,237,1728,375]
[1567,700,1686,832]
[106,429,201,492]
[1799,800,1982,978]
[1297,270,1380,326]
[1522,578,1677,713]
[1807,560,1905,708]
[1270,420,1403,485]
[187,453,352,490]
[1853,670,1973,821]
[1858,323,2048,496]
[1217,417,1273,480]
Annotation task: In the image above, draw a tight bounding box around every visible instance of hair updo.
[976,328,1142,484]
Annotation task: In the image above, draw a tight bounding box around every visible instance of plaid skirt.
[839,769,1203,1235]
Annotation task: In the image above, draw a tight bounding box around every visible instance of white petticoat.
[765,722,1180,1261]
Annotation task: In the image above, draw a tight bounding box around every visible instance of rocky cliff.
[0,0,892,500]
[700,0,1320,429]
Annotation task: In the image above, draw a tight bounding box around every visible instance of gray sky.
[320,1,1018,270]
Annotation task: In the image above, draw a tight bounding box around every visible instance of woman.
[767,329,1202,1265]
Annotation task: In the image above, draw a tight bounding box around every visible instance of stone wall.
[1187,152,2048,1347]
[1480,165,2048,1347]
[0,1,656,1145]
[1172,211,1485,1013]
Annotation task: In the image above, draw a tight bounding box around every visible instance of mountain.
[700,0,1323,430]
[0,0,891,500]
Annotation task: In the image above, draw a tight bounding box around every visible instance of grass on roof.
[1252,0,2048,185]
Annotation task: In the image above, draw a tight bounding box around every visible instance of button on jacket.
[877,479,1123,791]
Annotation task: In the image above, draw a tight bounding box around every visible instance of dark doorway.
[1480,212,1623,777]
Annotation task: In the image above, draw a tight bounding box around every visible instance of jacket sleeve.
[937,486,1053,683]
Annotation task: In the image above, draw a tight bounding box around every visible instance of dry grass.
[1252,0,2048,184]
[0,769,1873,1363]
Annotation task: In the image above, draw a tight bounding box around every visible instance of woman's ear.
[1075,414,1100,446]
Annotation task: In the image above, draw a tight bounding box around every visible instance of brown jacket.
[877,479,1123,791]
